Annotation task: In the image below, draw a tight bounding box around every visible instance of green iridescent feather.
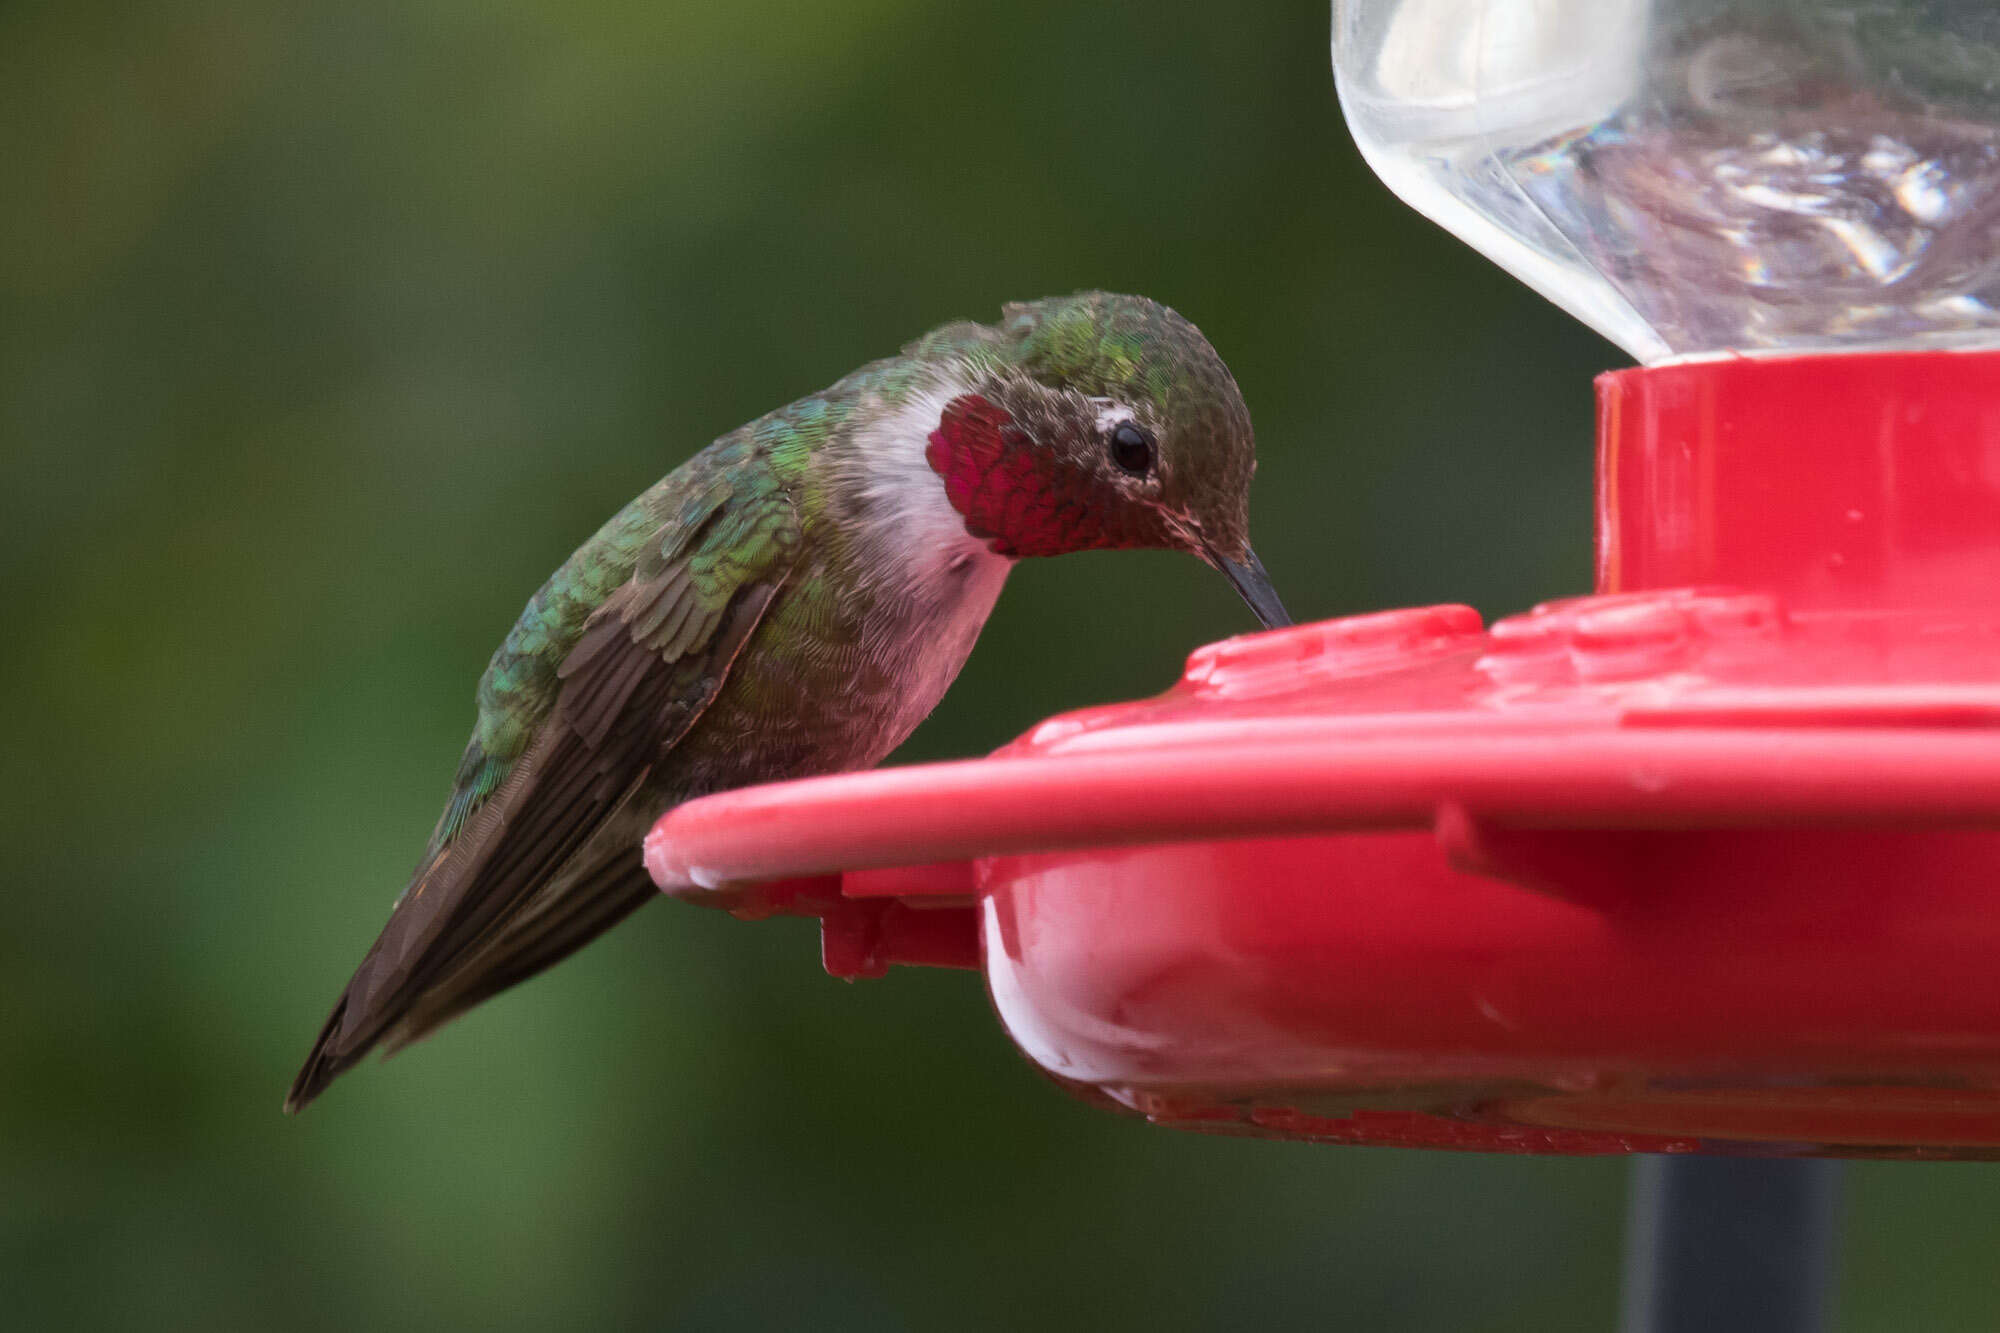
[430,429,811,852]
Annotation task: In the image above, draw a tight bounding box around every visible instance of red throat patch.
[924,393,1168,558]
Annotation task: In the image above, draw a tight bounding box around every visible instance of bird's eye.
[1109,421,1155,476]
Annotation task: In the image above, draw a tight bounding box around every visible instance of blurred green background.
[4,1,1994,1328]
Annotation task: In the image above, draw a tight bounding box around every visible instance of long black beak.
[1207,545,1291,630]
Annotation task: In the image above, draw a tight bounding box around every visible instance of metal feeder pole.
[1621,1156,1843,1333]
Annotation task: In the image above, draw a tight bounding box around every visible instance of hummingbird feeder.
[652,0,2000,1163]
[653,1,2000,1321]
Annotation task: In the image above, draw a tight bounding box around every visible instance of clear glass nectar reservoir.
[1333,1,2000,362]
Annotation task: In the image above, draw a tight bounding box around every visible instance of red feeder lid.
[648,350,2000,1158]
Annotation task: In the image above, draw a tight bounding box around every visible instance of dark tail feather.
[381,860,656,1055]
[285,998,355,1114]
[283,859,656,1114]
[283,849,469,1114]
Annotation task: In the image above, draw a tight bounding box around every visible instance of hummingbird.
[286,291,1289,1112]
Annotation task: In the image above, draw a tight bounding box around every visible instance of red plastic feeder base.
[648,350,2000,1158]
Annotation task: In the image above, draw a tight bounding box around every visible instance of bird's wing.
[286,473,803,1111]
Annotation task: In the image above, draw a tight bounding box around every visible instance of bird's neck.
[821,361,1015,610]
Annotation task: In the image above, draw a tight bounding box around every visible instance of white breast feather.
[841,368,1015,739]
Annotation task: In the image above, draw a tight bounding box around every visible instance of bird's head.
[920,292,1289,628]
